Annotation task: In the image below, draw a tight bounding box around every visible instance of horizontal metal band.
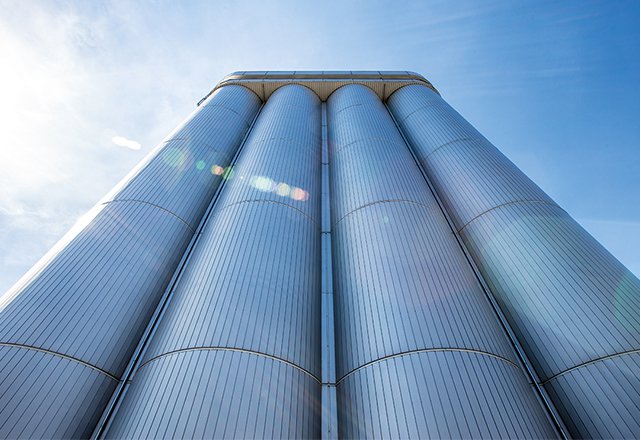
[334,103,364,115]
[221,71,431,82]
[0,342,119,382]
[336,347,522,384]
[102,199,196,233]
[421,136,478,161]
[217,198,320,227]
[541,349,640,385]
[161,137,234,164]
[136,346,321,383]
[333,199,432,228]
[331,136,403,155]
[399,101,446,123]
[198,103,255,127]
[246,136,322,153]
[458,199,564,232]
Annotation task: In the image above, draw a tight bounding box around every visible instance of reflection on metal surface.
[104,84,323,438]
[2,71,637,439]
[389,83,640,439]
[328,84,557,439]
[251,175,309,201]
[0,84,260,439]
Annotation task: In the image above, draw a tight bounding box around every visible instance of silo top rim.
[221,70,430,82]
[199,70,438,105]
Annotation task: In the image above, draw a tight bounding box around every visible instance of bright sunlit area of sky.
[0,0,638,293]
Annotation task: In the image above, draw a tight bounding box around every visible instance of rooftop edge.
[198,70,439,105]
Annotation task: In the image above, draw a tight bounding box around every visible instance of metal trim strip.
[336,347,522,384]
[0,342,119,382]
[135,346,321,383]
[541,349,640,385]
[101,199,196,233]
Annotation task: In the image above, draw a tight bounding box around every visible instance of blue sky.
[0,0,638,293]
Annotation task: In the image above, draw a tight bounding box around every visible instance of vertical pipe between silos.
[320,101,339,439]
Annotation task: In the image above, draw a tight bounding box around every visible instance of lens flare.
[211,165,224,176]
[252,176,274,192]
[248,175,309,202]
[222,166,234,180]
[164,147,187,168]
[291,187,309,201]
[275,183,290,197]
[195,160,206,171]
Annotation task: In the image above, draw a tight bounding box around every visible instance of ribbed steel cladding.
[105,84,323,439]
[328,84,557,438]
[388,84,640,439]
[0,85,260,438]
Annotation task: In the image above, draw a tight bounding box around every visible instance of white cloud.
[112,135,141,150]
[0,0,637,295]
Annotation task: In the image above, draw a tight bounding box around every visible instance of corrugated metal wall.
[328,84,557,439]
[2,72,637,439]
[104,84,323,438]
[388,84,640,439]
[0,85,260,439]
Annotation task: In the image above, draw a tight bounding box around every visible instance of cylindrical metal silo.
[0,85,260,439]
[328,84,558,439]
[388,84,640,439]
[104,84,323,439]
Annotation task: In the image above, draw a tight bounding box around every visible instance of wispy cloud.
[112,135,141,150]
[0,0,638,293]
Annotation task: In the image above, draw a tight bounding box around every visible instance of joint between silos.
[0,342,119,382]
[320,102,338,440]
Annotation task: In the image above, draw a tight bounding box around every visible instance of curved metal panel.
[388,85,483,156]
[111,139,232,229]
[0,346,116,439]
[110,85,261,228]
[105,84,322,437]
[328,84,431,225]
[460,203,640,378]
[544,353,640,439]
[167,104,254,148]
[0,84,260,438]
[141,202,321,375]
[246,84,321,147]
[424,136,555,228]
[338,351,556,439]
[0,202,192,375]
[191,84,262,126]
[388,85,554,228]
[389,83,640,438]
[105,350,321,439]
[332,203,518,377]
[328,84,556,437]
[218,85,321,221]
[328,85,400,152]
[329,137,430,225]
